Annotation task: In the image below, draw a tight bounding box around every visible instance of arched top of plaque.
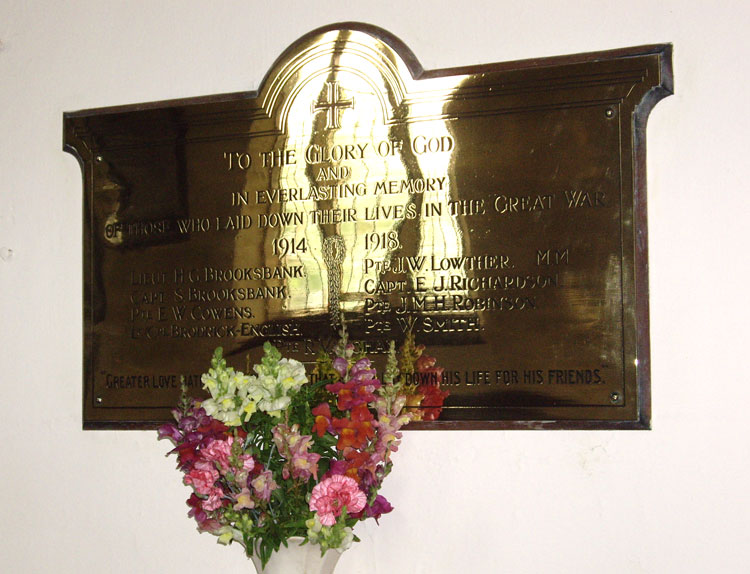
[258,25,413,132]
[254,23,672,135]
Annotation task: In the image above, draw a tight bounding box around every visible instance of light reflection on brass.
[63,25,672,429]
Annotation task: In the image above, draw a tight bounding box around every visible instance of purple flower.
[157,423,182,442]
[326,460,349,478]
[326,358,382,411]
[332,357,349,378]
[366,494,394,521]
[187,493,222,533]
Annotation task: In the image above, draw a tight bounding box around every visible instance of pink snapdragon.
[309,475,367,526]
[233,487,255,510]
[251,469,278,501]
[240,455,255,472]
[272,424,321,481]
[374,396,412,459]
[332,356,349,378]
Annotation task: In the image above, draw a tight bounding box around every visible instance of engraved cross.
[312,81,354,129]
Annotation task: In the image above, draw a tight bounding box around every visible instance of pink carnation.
[202,487,225,511]
[309,475,367,526]
[201,436,233,471]
[184,460,219,495]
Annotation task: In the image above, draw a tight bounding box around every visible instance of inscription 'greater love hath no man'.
[64,24,672,428]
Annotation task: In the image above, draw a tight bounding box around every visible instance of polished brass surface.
[64,24,672,429]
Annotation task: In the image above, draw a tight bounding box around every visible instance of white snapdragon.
[247,356,308,417]
[216,526,244,546]
[305,514,354,553]
[200,349,255,426]
[201,344,308,424]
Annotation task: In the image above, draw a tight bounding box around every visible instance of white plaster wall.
[1,1,747,572]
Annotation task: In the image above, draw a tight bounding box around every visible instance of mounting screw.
[610,392,620,403]
[605,107,615,118]
[96,396,103,404]
[95,155,103,163]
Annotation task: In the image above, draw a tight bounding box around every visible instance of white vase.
[250,537,342,574]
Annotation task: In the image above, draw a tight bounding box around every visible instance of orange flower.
[311,403,332,437]
[343,448,376,481]
[332,405,375,450]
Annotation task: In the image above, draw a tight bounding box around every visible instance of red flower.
[158,402,230,472]
[417,383,450,421]
[415,351,449,421]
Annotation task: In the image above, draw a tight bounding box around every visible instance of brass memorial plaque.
[64,24,672,429]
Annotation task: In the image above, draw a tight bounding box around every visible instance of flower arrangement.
[158,326,449,567]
